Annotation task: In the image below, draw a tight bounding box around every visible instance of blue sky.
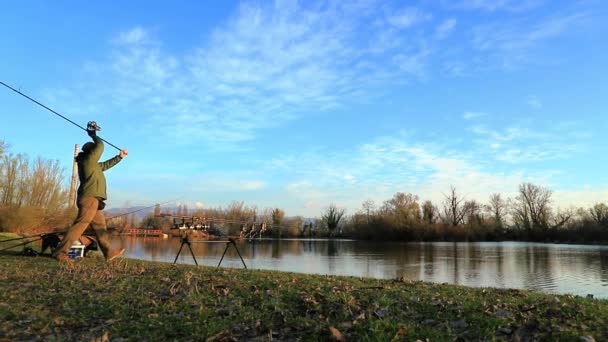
[1,0,607,217]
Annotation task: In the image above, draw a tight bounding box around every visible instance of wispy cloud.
[526,94,543,108]
[470,122,589,163]
[435,18,457,39]
[113,26,150,45]
[386,7,432,29]
[44,2,436,149]
[463,111,486,120]
[471,12,590,68]
[447,0,545,12]
[270,132,540,209]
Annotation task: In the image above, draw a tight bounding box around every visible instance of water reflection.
[111,237,608,298]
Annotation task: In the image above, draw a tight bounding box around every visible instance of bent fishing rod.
[0,80,122,151]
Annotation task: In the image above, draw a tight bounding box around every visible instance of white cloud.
[470,12,588,68]
[435,18,457,39]
[239,181,266,191]
[463,111,486,120]
[269,132,543,212]
[527,95,543,108]
[470,122,588,163]
[46,3,434,150]
[386,7,432,29]
[448,0,545,12]
[113,26,150,45]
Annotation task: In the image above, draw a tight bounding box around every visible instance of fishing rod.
[0,236,46,252]
[105,199,181,220]
[0,80,122,151]
[0,200,179,246]
[0,232,61,244]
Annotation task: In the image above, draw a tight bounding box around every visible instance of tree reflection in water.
[112,237,608,298]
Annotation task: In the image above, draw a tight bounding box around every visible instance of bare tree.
[511,182,552,232]
[553,207,574,229]
[442,186,466,226]
[463,200,483,226]
[322,204,346,237]
[486,193,507,228]
[361,199,375,224]
[589,203,608,226]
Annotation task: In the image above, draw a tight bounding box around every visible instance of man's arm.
[99,150,128,171]
[89,135,104,162]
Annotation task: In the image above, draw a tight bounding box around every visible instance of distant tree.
[589,203,608,227]
[322,204,346,237]
[128,212,137,228]
[511,182,552,233]
[422,200,438,224]
[463,200,483,226]
[271,208,285,225]
[176,205,183,217]
[442,186,466,226]
[0,150,67,218]
[183,204,188,217]
[362,199,375,224]
[382,192,421,226]
[486,193,507,228]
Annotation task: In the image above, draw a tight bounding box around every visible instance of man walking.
[53,123,128,262]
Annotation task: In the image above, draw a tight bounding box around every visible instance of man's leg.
[90,211,125,261]
[53,197,98,259]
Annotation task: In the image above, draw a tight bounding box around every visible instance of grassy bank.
[0,256,606,341]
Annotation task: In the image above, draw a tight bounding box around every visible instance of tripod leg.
[186,241,198,266]
[231,241,248,269]
[173,241,185,264]
[217,242,230,268]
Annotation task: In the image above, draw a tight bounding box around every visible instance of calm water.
[111,237,608,298]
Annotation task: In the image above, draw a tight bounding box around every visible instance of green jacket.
[76,136,122,201]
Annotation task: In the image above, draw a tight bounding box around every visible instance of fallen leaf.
[329,326,346,342]
[89,331,109,342]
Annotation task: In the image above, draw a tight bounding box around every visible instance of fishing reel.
[87,121,101,132]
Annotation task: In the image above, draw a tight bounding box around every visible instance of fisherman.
[52,122,128,262]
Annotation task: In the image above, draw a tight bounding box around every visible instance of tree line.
[0,140,74,233]
[337,184,608,244]
[2,139,607,243]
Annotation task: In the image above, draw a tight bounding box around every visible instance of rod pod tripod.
[173,232,198,266]
[217,238,247,269]
[172,232,247,269]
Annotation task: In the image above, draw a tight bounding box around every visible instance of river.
[111,237,608,298]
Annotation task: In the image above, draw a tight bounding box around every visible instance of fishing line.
[106,199,182,220]
[0,236,45,252]
[0,232,60,243]
[0,80,122,151]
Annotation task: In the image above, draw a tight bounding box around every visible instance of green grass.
[0,234,607,341]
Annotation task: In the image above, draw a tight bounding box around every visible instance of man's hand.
[119,150,128,158]
[86,121,100,137]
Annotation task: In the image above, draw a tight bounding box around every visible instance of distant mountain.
[105,206,154,221]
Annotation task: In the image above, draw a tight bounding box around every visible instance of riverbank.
[0,254,606,341]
